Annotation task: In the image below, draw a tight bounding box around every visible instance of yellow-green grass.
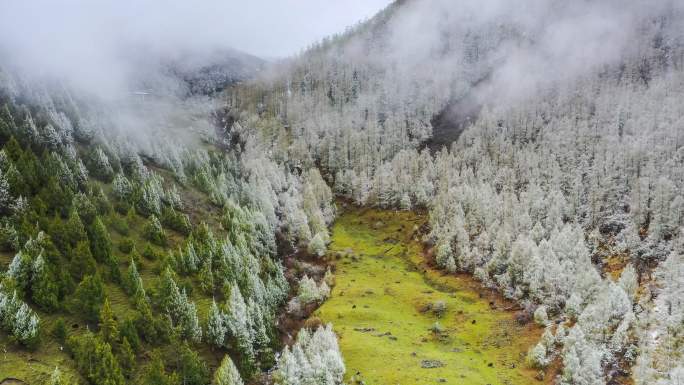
[312,207,547,385]
[0,317,82,384]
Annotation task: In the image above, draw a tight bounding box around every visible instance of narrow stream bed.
[311,207,549,385]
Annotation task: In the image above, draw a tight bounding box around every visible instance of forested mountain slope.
[223,0,684,384]
[0,62,339,384]
[1,0,683,384]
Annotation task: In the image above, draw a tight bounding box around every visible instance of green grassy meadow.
[313,207,548,385]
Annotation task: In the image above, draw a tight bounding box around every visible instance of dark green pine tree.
[69,332,125,385]
[71,240,97,281]
[17,148,40,195]
[175,342,209,385]
[4,160,27,198]
[39,176,71,216]
[4,136,22,162]
[98,299,119,346]
[118,336,136,379]
[156,267,179,312]
[51,209,88,256]
[92,340,125,385]
[88,217,120,282]
[31,256,60,311]
[89,217,112,263]
[72,274,105,323]
[74,193,98,225]
[143,350,179,385]
[0,104,16,144]
[119,318,141,353]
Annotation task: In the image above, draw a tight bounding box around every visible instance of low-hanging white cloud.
[0,0,391,97]
[375,0,684,107]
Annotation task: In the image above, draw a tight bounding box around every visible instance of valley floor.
[312,207,553,385]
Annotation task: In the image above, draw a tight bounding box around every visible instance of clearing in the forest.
[312,207,549,385]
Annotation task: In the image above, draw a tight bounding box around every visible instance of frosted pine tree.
[13,302,40,346]
[138,178,163,216]
[174,288,202,343]
[112,173,132,201]
[274,324,344,385]
[75,159,89,187]
[7,251,31,292]
[206,299,226,348]
[297,275,325,304]
[307,233,327,257]
[225,283,255,367]
[274,346,301,385]
[165,184,184,210]
[41,123,60,149]
[92,147,114,181]
[183,295,202,343]
[0,169,12,214]
[0,289,16,330]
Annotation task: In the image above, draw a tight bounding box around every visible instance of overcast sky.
[0,0,392,95]
[0,0,392,60]
[222,0,393,57]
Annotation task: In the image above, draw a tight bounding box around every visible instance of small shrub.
[142,243,162,261]
[303,317,323,330]
[114,200,131,215]
[180,280,193,297]
[286,298,303,317]
[534,305,549,326]
[161,207,191,236]
[53,317,67,343]
[526,342,549,369]
[119,238,135,254]
[110,216,130,236]
[0,222,19,251]
[93,188,112,215]
[433,301,447,318]
[307,232,327,257]
[430,322,444,334]
[297,275,330,304]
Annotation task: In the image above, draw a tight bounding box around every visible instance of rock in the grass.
[353,327,375,332]
[0,379,27,385]
[421,360,445,369]
[372,221,385,230]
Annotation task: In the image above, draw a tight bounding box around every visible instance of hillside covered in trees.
[1,0,684,384]
[0,62,340,383]
[221,0,684,384]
